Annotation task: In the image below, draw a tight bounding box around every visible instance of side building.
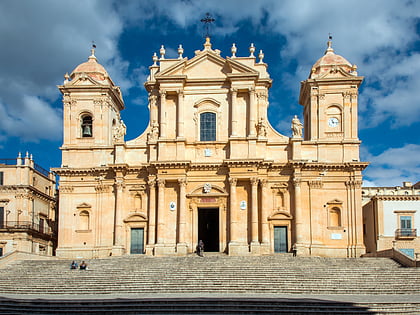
[54,37,367,259]
[363,181,420,258]
[0,153,57,256]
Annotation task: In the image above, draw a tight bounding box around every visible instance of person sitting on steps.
[79,261,87,270]
[70,261,78,269]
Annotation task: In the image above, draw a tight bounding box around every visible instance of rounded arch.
[79,111,94,138]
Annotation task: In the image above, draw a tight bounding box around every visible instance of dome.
[310,39,356,79]
[70,48,108,81]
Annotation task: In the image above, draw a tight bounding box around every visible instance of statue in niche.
[113,119,126,142]
[148,120,159,141]
[257,117,268,137]
[291,115,303,138]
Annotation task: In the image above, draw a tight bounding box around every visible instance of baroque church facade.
[55,37,367,258]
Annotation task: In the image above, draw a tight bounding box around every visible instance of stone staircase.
[0,255,419,313]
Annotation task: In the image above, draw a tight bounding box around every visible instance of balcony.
[395,228,417,239]
[0,221,55,239]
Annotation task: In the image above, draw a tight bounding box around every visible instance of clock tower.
[299,38,364,162]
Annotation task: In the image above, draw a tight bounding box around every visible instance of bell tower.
[58,47,125,168]
[299,38,363,140]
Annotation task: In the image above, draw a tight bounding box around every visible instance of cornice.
[151,161,190,169]
[0,185,55,202]
[52,167,109,176]
[372,195,420,201]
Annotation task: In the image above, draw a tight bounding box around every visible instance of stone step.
[0,298,419,314]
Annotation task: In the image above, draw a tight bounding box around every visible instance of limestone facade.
[0,153,57,256]
[54,38,367,259]
[363,182,420,258]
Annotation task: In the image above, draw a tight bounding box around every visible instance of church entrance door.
[274,226,288,253]
[198,207,219,252]
[130,228,144,254]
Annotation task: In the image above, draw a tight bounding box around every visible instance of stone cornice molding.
[189,163,223,171]
[151,161,190,169]
[0,185,55,201]
[53,167,109,176]
[224,159,264,167]
[372,195,420,201]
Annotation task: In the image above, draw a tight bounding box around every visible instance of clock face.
[328,117,339,127]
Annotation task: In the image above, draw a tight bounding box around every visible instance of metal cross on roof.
[201,13,215,38]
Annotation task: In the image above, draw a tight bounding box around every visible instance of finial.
[326,34,334,53]
[25,151,29,158]
[152,52,158,66]
[204,37,212,50]
[200,13,215,38]
[231,43,237,58]
[64,72,70,84]
[160,45,166,60]
[178,44,184,59]
[18,152,21,158]
[258,50,264,63]
[249,43,255,57]
[90,41,97,59]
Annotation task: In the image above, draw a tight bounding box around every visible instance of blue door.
[130,228,144,254]
[274,226,288,253]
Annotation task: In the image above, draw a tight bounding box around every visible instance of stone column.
[156,179,165,244]
[159,90,166,138]
[248,87,256,136]
[177,90,184,138]
[260,179,270,254]
[146,178,156,255]
[177,178,188,255]
[230,88,238,136]
[112,178,125,256]
[250,177,260,254]
[293,176,304,255]
[229,177,238,243]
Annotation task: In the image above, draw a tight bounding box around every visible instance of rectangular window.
[400,216,412,236]
[0,172,3,185]
[200,112,216,141]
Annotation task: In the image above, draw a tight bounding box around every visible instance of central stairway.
[0,255,419,313]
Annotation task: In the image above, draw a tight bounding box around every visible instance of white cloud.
[0,96,62,142]
[363,144,420,186]
[0,0,125,143]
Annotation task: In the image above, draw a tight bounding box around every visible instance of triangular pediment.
[155,50,259,80]
[66,74,105,87]
[316,67,356,79]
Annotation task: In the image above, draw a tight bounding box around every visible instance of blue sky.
[0,0,419,187]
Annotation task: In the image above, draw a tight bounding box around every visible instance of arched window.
[329,207,341,227]
[81,115,93,137]
[200,112,216,141]
[79,210,90,230]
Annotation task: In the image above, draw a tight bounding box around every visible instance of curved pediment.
[76,202,91,209]
[268,210,293,220]
[188,184,228,196]
[124,212,147,223]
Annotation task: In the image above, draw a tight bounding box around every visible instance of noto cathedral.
[55,36,367,259]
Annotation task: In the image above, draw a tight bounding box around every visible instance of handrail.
[0,221,52,235]
[395,228,417,238]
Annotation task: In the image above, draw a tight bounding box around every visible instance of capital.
[178,178,187,186]
[229,177,237,186]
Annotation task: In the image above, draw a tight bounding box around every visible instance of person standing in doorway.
[197,240,204,257]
